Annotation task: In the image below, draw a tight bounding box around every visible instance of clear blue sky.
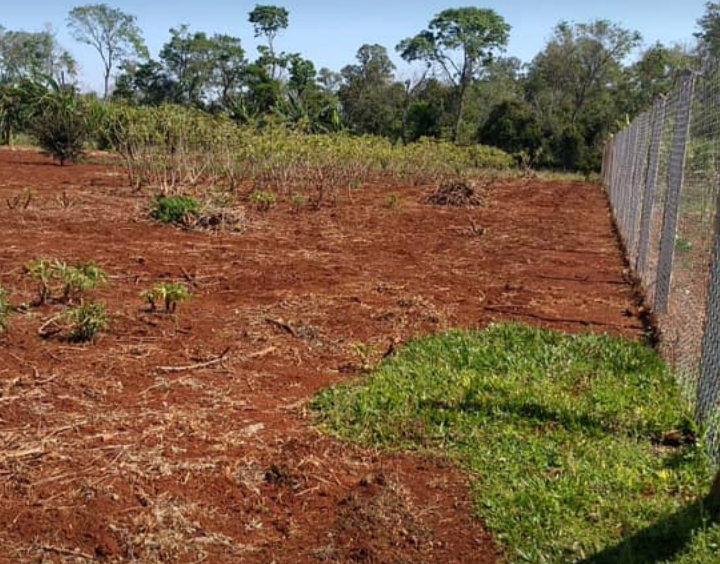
[0,1,709,92]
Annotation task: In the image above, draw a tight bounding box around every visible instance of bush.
[29,85,90,165]
[151,195,200,225]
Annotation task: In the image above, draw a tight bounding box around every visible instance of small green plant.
[676,237,693,252]
[386,193,401,209]
[25,259,107,304]
[249,189,277,212]
[57,262,108,303]
[64,303,108,342]
[143,282,191,313]
[0,286,9,332]
[25,259,56,304]
[290,193,307,210]
[151,195,200,225]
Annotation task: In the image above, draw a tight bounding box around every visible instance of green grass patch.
[313,323,720,563]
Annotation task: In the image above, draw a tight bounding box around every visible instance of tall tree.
[338,44,403,138]
[0,27,76,84]
[526,20,641,124]
[67,3,148,99]
[397,7,510,142]
[696,2,720,62]
[248,4,289,80]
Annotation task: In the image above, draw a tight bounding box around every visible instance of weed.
[143,282,191,313]
[386,193,401,209]
[64,303,108,342]
[250,189,277,212]
[0,286,9,332]
[291,193,307,210]
[676,237,693,252]
[151,195,200,225]
[314,323,716,564]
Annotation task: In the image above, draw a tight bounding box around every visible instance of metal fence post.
[636,97,667,274]
[627,111,651,264]
[655,72,695,314]
[696,188,720,427]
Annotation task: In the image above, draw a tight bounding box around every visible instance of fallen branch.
[157,346,231,373]
[265,317,298,338]
[41,545,94,561]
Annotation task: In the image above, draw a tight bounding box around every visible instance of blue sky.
[0,1,709,92]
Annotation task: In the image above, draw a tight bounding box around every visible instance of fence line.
[604,67,720,463]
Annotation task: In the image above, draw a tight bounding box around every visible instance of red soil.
[0,150,643,563]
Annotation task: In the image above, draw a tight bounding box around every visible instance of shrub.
[151,195,200,225]
[143,282,191,313]
[29,85,89,165]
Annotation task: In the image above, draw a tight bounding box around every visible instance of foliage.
[249,189,277,211]
[28,80,90,165]
[0,27,76,85]
[25,258,107,304]
[151,194,200,225]
[314,323,717,564]
[56,261,108,303]
[143,282,191,313]
[94,103,512,195]
[64,302,108,342]
[67,3,148,99]
[398,7,511,142]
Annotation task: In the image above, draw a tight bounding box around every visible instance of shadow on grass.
[579,497,719,564]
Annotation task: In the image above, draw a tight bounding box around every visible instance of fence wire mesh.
[604,68,720,463]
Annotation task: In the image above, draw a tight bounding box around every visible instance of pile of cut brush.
[426,180,483,207]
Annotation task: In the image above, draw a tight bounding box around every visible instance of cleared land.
[0,150,643,563]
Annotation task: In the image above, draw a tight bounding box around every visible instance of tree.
[696,2,720,62]
[397,7,510,142]
[338,44,403,138]
[248,4,289,80]
[67,3,148,99]
[0,27,76,85]
[526,20,641,124]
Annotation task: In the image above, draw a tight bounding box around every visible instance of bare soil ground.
[0,150,643,563]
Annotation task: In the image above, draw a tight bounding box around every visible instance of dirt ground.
[0,150,644,563]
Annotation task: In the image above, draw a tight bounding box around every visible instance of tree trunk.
[452,79,468,144]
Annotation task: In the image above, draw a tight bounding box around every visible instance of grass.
[313,323,720,564]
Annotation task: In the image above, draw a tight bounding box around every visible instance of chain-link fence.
[604,68,720,462]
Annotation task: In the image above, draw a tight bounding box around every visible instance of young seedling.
[58,262,108,304]
[25,259,107,305]
[143,282,191,313]
[25,259,56,304]
[65,303,108,342]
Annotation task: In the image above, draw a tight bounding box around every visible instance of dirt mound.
[426,180,483,207]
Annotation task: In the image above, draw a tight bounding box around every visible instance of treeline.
[2,3,720,171]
